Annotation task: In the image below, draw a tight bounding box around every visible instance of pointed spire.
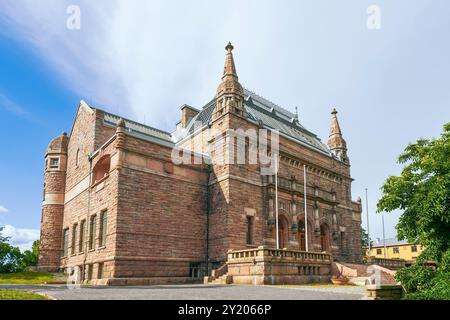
[327,108,348,163]
[213,42,245,121]
[216,42,244,98]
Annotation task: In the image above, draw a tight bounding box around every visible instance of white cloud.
[0,0,282,131]
[0,205,8,213]
[1,225,40,252]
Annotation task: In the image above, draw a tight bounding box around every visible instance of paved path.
[0,284,365,300]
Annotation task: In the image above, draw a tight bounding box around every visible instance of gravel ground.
[0,284,365,300]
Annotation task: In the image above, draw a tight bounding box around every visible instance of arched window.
[298,220,306,251]
[92,155,111,184]
[320,224,330,252]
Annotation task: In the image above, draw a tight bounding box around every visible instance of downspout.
[82,156,93,282]
[205,165,211,277]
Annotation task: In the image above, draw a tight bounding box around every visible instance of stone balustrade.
[228,246,332,264]
[367,257,406,270]
[226,246,332,285]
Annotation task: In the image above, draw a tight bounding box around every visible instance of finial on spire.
[226,42,234,52]
[331,108,338,115]
[295,107,299,121]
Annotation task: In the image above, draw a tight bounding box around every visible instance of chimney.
[180,105,199,128]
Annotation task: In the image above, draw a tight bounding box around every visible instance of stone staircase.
[332,262,398,286]
[205,263,234,285]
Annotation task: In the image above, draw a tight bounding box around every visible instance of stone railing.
[211,263,228,279]
[226,246,332,285]
[228,246,332,264]
[367,257,406,270]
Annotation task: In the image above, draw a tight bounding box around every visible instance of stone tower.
[327,109,349,163]
[38,132,68,272]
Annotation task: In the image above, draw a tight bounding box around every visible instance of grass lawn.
[0,272,56,284]
[0,289,49,300]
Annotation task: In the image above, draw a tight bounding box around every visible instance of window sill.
[88,249,95,253]
[97,246,106,250]
[91,175,109,188]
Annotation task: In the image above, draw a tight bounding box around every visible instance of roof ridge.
[243,87,295,119]
[103,110,171,136]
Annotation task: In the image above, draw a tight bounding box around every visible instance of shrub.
[395,264,435,293]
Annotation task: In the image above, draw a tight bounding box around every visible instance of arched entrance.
[298,220,306,251]
[320,224,330,252]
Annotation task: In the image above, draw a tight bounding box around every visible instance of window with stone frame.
[99,210,108,247]
[89,215,97,250]
[75,149,80,167]
[246,216,254,245]
[71,223,78,255]
[97,263,104,279]
[393,247,400,254]
[62,228,69,257]
[49,157,60,169]
[79,220,86,253]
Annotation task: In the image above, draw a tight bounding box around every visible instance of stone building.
[38,43,362,285]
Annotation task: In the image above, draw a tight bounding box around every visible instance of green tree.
[377,122,450,262]
[20,240,39,269]
[377,123,450,299]
[361,228,372,261]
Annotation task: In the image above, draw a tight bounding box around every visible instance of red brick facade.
[38,44,362,285]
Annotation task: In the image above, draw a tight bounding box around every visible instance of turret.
[327,109,349,164]
[38,132,68,272]
[212,42,245,121]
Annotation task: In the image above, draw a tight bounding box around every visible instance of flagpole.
[365,188,371,256]
[275,155,279,250]
[304,164,309,252]
[382,213,387,258]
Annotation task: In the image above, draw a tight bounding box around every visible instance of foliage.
[0,272,56,284]
[401,270,450,300]
[20,240,39,270]
[361,228,372,259]
[0,227,40,273]
[395,264,435,292]
[0,242,23,273]
[0,289,49,300]
[378,123,450,300]
[377,122,450,262]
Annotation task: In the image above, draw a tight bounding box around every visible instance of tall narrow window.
[100,210,108,247]
[89,215,97,250]
[62,228,69,257]
[79,220,86,253]
[246,216,253,245]
[72,224,78,255]
[97,263,104,279]
[76,149,80,166]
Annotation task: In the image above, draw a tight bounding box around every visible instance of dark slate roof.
[174,89,330,154]
[103,112,173,145]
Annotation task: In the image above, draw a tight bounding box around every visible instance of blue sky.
[0,0,449,250]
